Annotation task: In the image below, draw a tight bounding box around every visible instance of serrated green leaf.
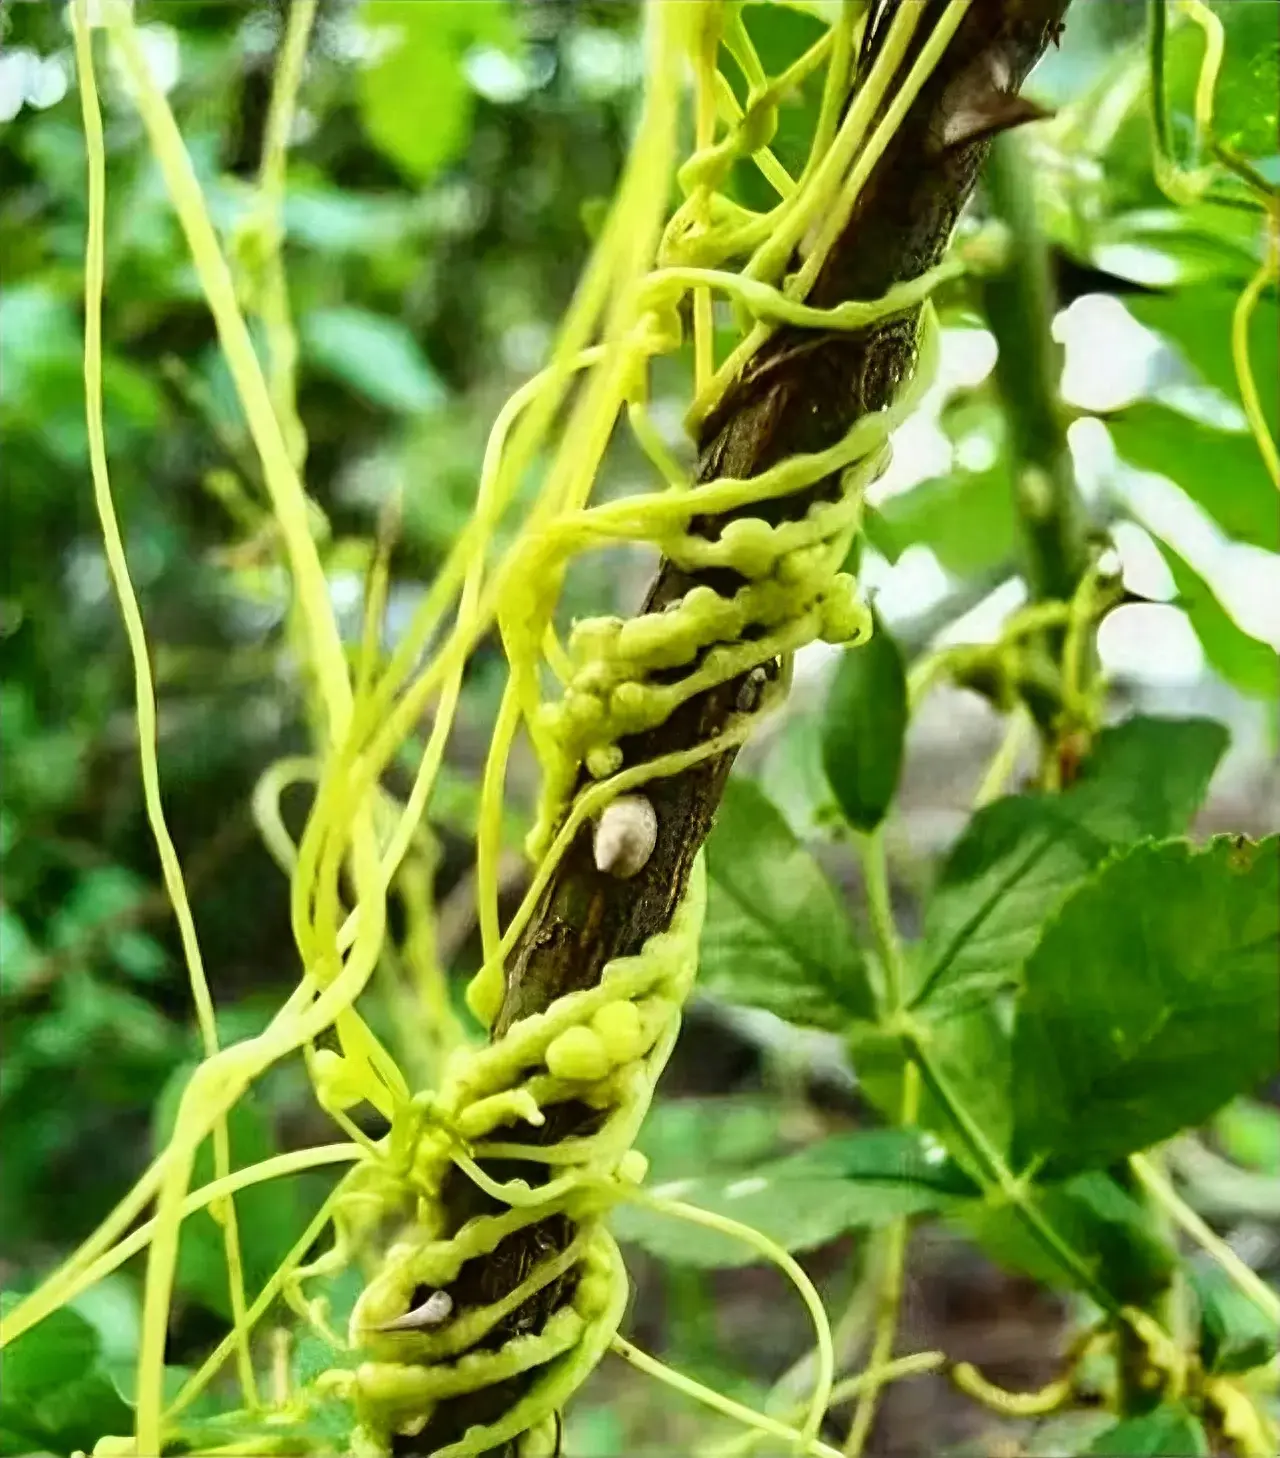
[1157,542,1279,700]
[1190,1258,1279,1375]
[1085,1405,1208,1456]
[820,611,907,833]
[1066,714,1229,842]
[911,716,1228,1010]
[962,1171,1175,1306]
[701,778,873,1028]
[1108,403,1278,551]
[1013,836,1280,1176]
[302,308,445,415]
[613,1128,973,1268]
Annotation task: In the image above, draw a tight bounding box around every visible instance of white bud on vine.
[372,1288,453,1332]
[593,794,658,879]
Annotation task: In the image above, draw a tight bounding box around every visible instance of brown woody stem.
[410,4,1072,1451]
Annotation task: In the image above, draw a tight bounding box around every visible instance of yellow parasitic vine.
[0,2,1009,1454]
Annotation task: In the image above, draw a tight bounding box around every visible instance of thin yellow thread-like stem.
[950,1360,1071,1417]
[1130,1152,1280,1325]
[166,1173,358,1419]
[70,2,258,1413]
[23,10,1020,1456]
[23,1144,362,1332]
[1179,0,1224,156]
[0,1150,169,1349]
[97,9,390,1438]
[693,6,718,396]
[630,1188,836,1449]
[103,5,347,734]
[255,0,316,471]
[1232,218,1280,490]
[612,1335,844,1458]
[705,1351,945,1458]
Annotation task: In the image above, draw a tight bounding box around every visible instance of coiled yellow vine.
[0,2,999,1454]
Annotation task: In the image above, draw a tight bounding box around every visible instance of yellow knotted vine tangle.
[0,2,994,1455]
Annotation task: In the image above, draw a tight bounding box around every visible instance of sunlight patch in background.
[856,301,1279,696]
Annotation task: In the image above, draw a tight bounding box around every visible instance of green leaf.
[1012,836,1280,1176]
[0,906,38,995]
[701,778,873,1028]
[855,1000,1017,1167]
[911,716,1228,1010]
[1108,403,1279,551]
[820,611,907,833]
[1157,542,1279,699]
[302,308,445,415]
[357,1,514,184]
[1214,1099,1280,1176]
[1065,714,1229,842]
[1190,1258,1279,1375]
[635,1097,784,1184]
[1210,0,1280,160]
[756,712,844,842]
[0,1299,98,1405]
[962,1172,1176,1307]
[613,1128,973,1268]
[1085,1405,1208,1456]
[865,465,1018,577]
[1125,289,1277,438]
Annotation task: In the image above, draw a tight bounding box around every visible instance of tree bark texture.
[406,2,1072,1451]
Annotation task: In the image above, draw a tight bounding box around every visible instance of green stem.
[1147,0,1172,165]
[842,833,918,1454]
[904,1025,1121,1319]
[981,132,1087,615]
[843,1064,920,1456]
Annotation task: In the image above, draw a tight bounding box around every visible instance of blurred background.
[1,1,1277,1454]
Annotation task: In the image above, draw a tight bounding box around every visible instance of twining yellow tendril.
[1148,0,1280,489]
[4,3,994,1454]
[68,0,259,1415]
